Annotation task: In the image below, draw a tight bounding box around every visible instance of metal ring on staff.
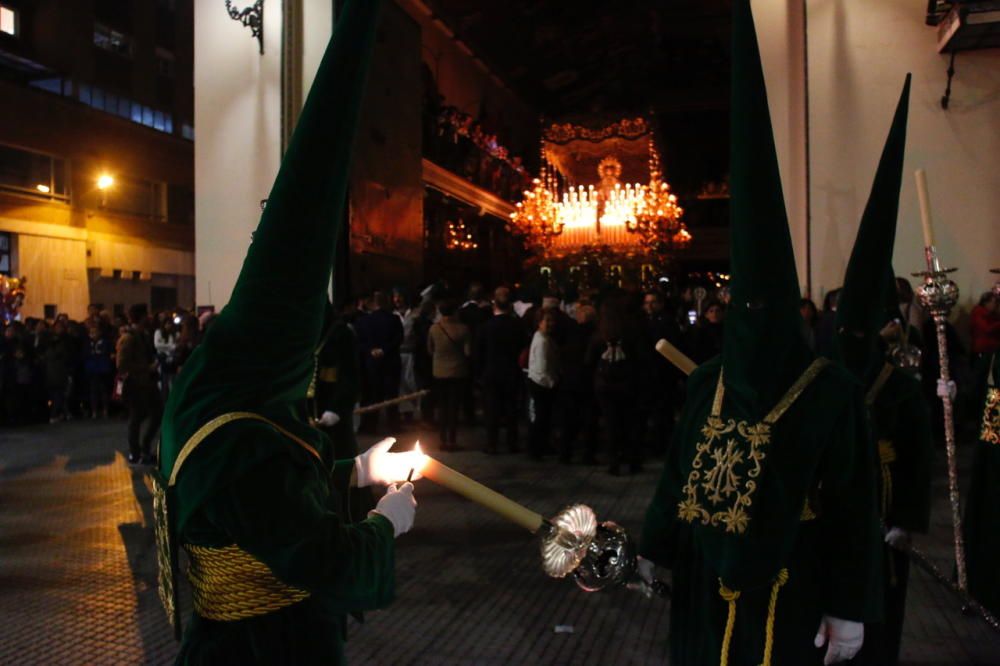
[353,390,431,415]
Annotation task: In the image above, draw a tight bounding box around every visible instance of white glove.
[936,378,957,401]
[354,437,425,487]
[885,526,911,551]
[318,410,340,427]
[814,616,864,665]
[636,556,655,584]
[370,482,416,537]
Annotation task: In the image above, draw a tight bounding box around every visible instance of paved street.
[1,419,998,665]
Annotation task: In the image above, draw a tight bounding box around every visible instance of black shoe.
[559,455,572,465]
[127,453,142,466]
[582,455,599,466]
[629,462,644,475]
[608,465,621,476]
[485,445,498,455]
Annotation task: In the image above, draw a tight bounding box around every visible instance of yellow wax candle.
[655,338,698,376]
[420,456,544,533]
[914,169,935,249]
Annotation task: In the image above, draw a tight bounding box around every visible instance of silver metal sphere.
[916,276,959,315]
[572,521,638,593]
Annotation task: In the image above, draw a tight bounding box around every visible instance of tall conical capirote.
[163,0,381,436]
[721,0,812,411]
[835,75,912,380]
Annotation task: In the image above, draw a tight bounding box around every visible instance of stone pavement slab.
[0,420,998,665]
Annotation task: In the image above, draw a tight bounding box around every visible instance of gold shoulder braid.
[866,363,895,407]
[677,358,830,535]
[150,412,322,638]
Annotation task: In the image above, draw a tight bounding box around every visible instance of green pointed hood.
[162,0,380,455]
[835,75,911,380]
[722,0,812,411]
[220,0,380,405]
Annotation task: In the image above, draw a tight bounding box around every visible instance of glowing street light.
[97,173,114,207]
[35,184,50,193]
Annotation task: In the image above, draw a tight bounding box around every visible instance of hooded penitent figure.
[832,76,932,666]
[639,2,882,664]
[158,2,419,663]
[963,268,1000,618]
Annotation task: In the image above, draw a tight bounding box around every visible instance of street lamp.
[97,173,114,206]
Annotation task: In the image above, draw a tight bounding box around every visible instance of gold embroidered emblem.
[678,360,829,535]
[981,388,1000,445]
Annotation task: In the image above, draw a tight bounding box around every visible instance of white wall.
[807,0,1000,307]
[754,0,810,296]
[194,0,283,308]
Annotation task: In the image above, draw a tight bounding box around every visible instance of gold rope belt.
[718,569,789,666]
[185,544,311,621]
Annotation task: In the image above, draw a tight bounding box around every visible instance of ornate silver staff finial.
[539,504,669,598]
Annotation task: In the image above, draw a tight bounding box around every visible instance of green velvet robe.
[964,352,1000,616]
[172,419,394,664]
[641,358,883,666]
[853,365,932,666]
[157,1,391,662]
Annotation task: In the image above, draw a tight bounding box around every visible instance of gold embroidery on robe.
[678,359,829,535]
[981,388,1000,445]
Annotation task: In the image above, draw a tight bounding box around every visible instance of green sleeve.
[817,391,883,622]
[887,388,933,533]
[203,453,395,614]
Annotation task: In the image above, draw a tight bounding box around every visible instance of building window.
[93,175,168,222]
[0,5,18,37]
[94,23,133,57]
[0,232,11,275]
[0,143,69,200]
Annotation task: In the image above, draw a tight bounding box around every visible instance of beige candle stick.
[419,453,545,533]
[914,169,935,250]
[655,338,697,376]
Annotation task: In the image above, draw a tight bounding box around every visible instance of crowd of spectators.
[0,304,205,464]
[344,280,731,475]
[5,273,996,470]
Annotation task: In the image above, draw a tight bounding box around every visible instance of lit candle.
[414,445,544,533]
[914,169,935,249]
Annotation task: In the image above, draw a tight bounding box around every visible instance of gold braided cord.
[185,544,310,621]
[718,581,741,666]
[866,363,894,407]
[169,411,321,487]
[711,369,726,417]
[764,359,830,424]
[761,568,790,666]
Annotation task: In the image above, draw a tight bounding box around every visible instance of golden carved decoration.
[980,387,1000,445]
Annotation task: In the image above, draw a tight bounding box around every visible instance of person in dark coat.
[42,319,75,423]
[83,325,114,418]
[476,287,524,454]
[355,290,403,433]
[117,307,162,464]
[556,304,599,464]
[587,297,641,475]
[458,282,491,425]
[639,291,683,456]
